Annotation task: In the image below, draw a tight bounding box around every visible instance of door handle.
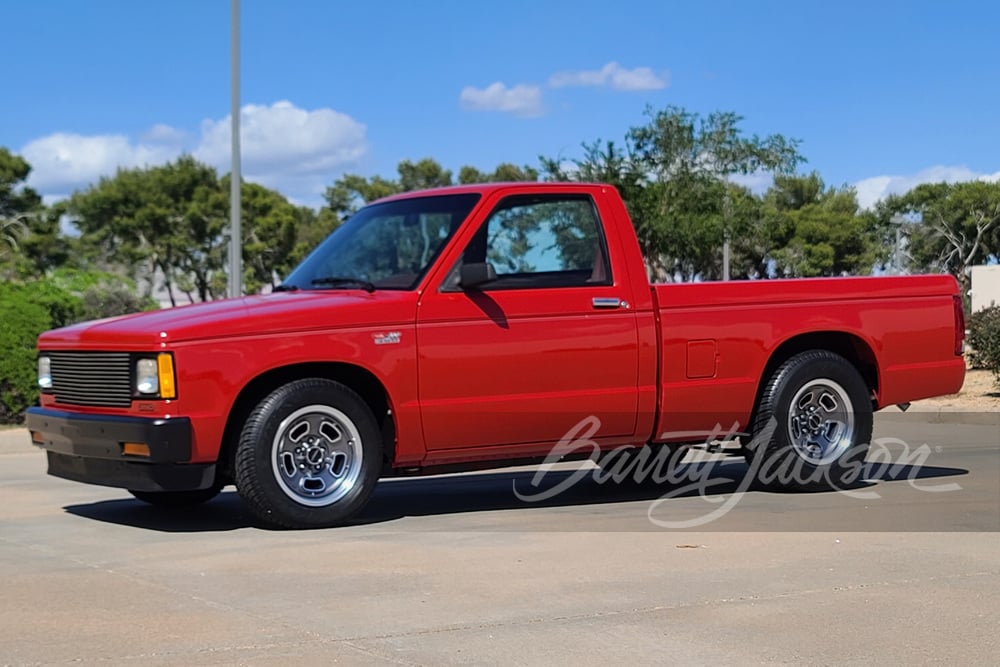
[592,297,629,310]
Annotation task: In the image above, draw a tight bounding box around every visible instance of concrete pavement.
[1,417,997,665]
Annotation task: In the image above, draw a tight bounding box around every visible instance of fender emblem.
[372,331,402,345]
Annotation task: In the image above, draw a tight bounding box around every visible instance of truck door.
[416,191,640,451]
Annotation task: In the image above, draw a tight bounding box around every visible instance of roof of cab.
[373,181,610,204]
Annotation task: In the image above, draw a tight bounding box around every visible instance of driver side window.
[463,194,611,289]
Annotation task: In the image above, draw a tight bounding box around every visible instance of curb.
[876,410,1000,427]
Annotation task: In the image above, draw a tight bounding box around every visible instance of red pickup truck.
[27,183,966,528]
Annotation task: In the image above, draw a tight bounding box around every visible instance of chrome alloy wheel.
[786,378,856,465]
[270,405,364,506]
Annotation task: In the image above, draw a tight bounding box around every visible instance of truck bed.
[650,275,966,441]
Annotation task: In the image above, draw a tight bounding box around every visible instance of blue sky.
[4,0,999,208]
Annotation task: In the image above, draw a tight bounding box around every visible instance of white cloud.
[21,133,176,193]
[195,101,366,178]
[854,165,1000,209]
[729,171,774,194]
[141,123,190,146]
[549,62,669,91]
[459,82,543,117]
[19,101,368,205]
[457,62,666,118]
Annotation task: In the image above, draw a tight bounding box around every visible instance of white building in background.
[970,265,1000,312]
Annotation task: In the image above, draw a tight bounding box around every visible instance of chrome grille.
[49,351,132,407]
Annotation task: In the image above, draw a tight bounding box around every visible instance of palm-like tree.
[1,215,29,258]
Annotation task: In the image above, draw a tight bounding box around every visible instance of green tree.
[67,156,225,305]
[888,181,1000,293]
[324,157,539,222]
[237,181,300,293]
[458,162,539,184]
[541,105,804,280]
[0,148,45,277]
[67,156,310,301]
[398,158,453,191]
[763,173,878,277]
[15,203,76,277]
[0,217,26,261]
[0,148,41,221]
[324,173,402,220]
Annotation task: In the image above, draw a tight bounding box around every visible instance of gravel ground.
[916,368,1000,411]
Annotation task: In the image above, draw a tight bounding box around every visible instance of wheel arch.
[216,362,395,483]
[751,331,880,429]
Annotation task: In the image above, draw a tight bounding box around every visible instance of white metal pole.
[722,188,731,280]
[228,0,242,298]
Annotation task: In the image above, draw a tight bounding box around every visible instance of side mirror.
[459,262,496,289]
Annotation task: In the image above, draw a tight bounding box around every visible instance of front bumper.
[25,407,216,492]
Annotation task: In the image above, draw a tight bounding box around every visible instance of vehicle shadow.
[61,459,969,533]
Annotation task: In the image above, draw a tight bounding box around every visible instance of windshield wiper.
[310,276,377,293]
[272,283,299,292]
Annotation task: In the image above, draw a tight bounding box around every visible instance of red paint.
[37,183,966,468]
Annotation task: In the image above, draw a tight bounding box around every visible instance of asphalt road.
[1,416,998,666]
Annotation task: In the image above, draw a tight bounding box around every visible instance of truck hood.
[38,291,418,348]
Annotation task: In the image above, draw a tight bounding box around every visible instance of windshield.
[282,193,481,291]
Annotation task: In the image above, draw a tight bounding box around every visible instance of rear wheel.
[746,350,872,490]
[234,378,382,529]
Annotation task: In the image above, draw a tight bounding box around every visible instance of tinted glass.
[282,194,480,290]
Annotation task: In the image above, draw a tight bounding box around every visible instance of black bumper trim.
[46,452,217,492]
[25,407,192,463]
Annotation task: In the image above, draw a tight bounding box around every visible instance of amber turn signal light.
[157,353,176,399]
[122,442,151,457]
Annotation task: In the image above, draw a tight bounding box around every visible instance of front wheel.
[234,379,383,529]
[745,350,872,490]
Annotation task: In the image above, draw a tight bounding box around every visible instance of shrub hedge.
[0,274,157,424]
[968,305,1000,388]
[0,282,81,423]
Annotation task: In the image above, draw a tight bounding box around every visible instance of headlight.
[133,353,176,399]
[38,356,52,391]
[135,358,159,395]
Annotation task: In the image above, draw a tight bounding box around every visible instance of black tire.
[129,484,223,508]
[745,350,872,490]
[234,378,382,529]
